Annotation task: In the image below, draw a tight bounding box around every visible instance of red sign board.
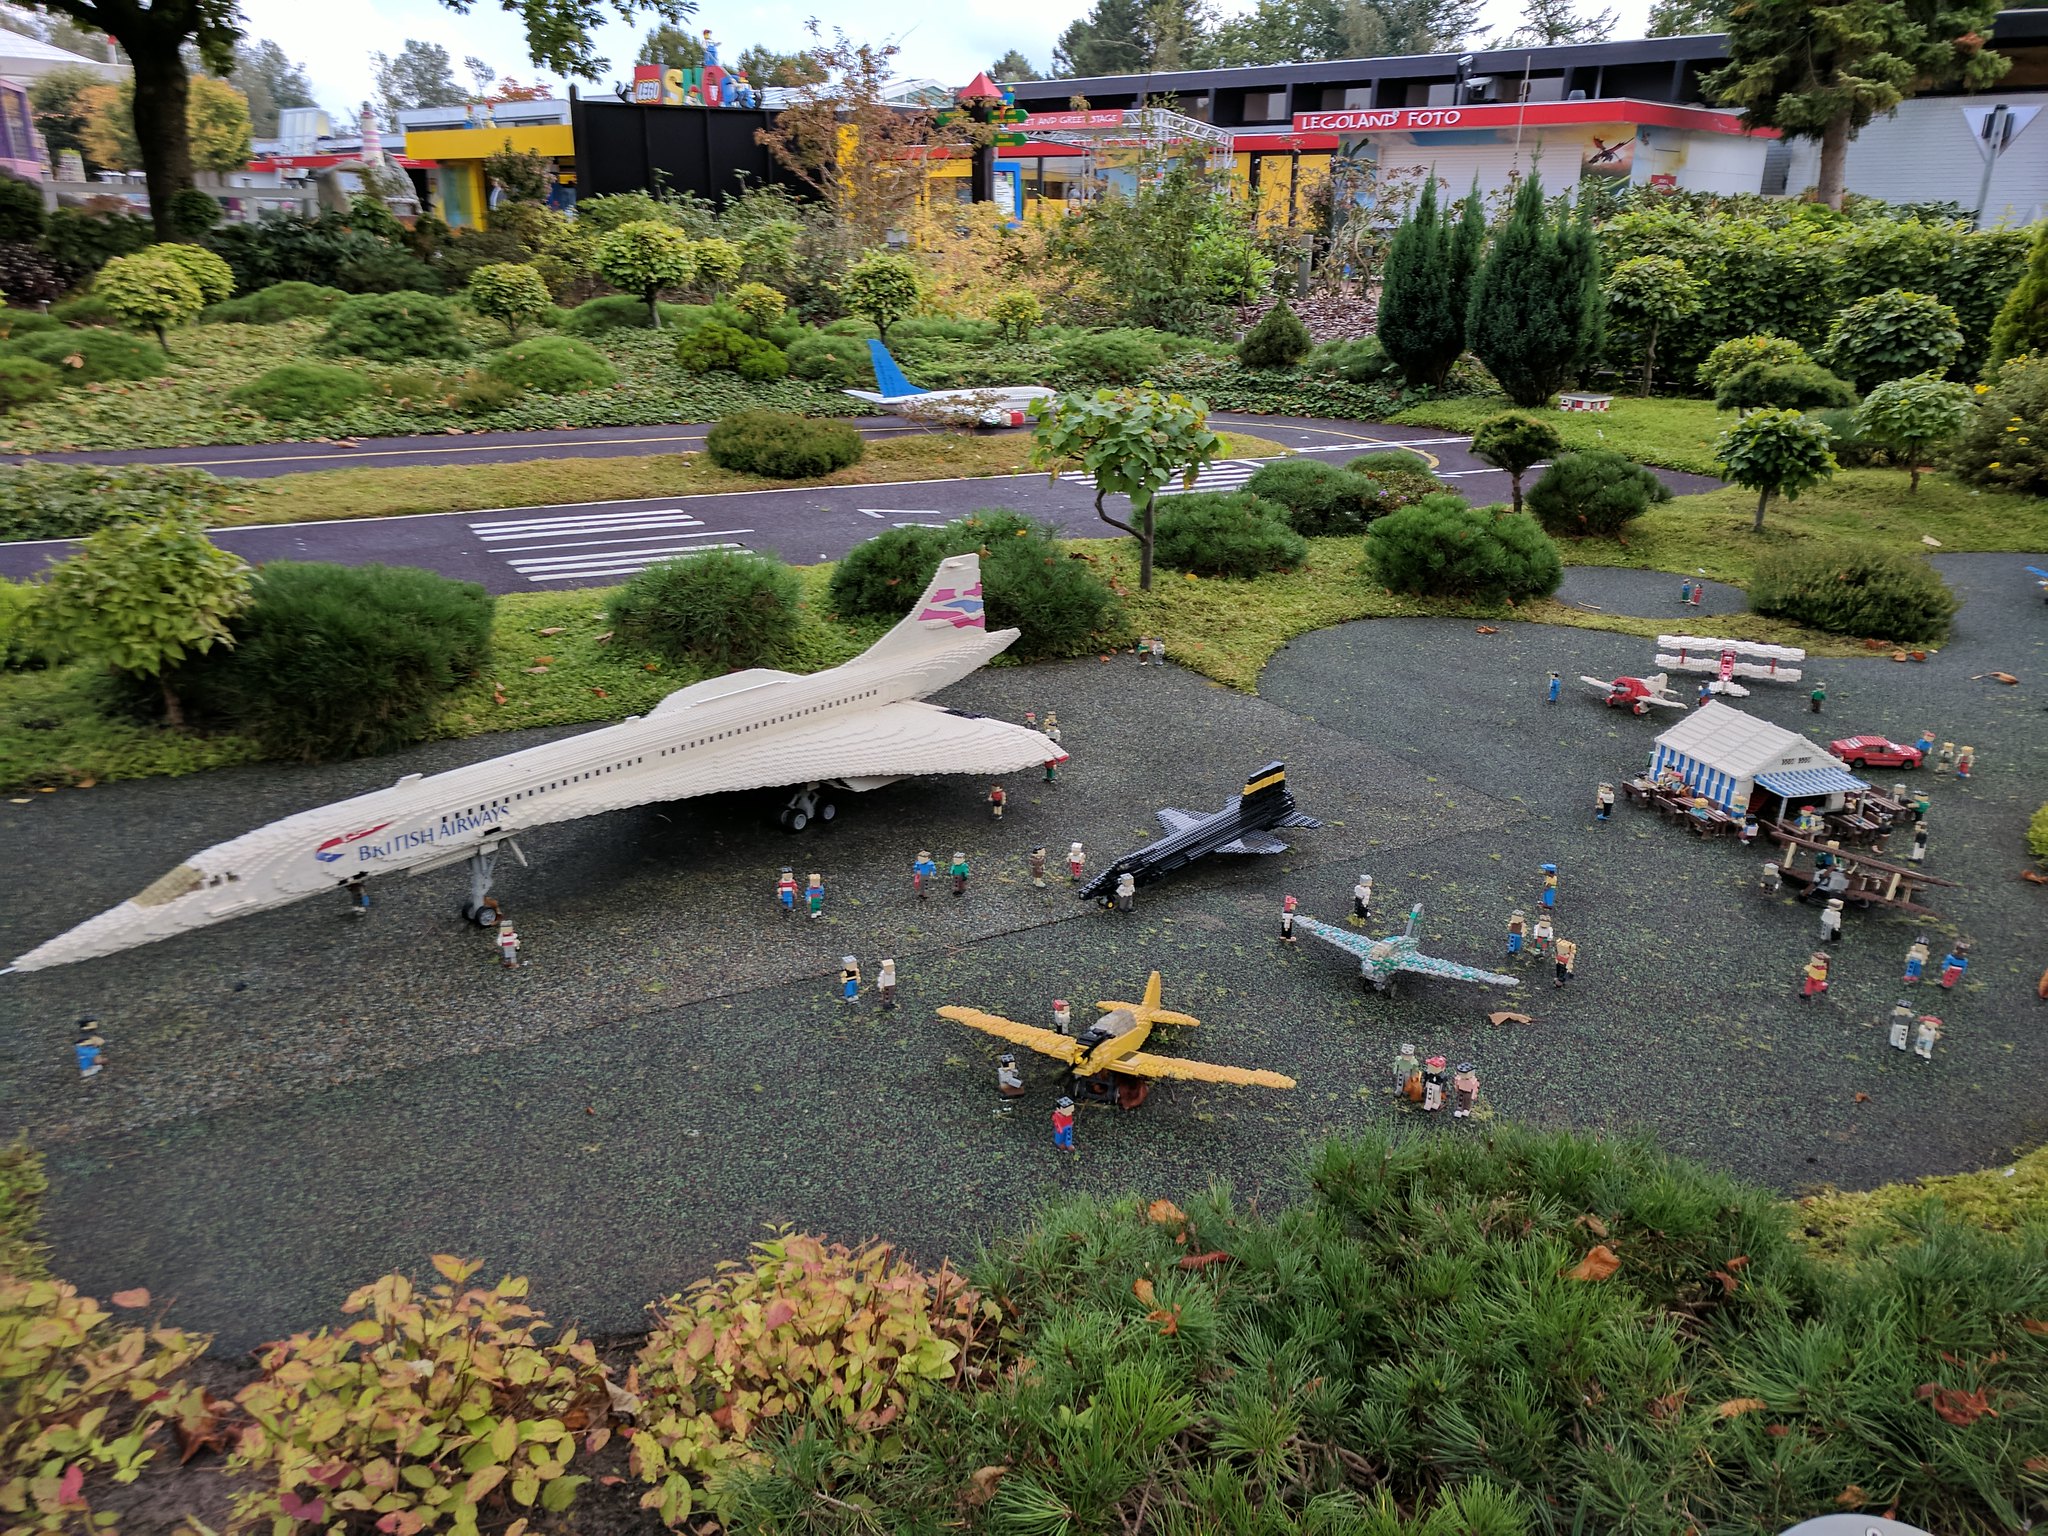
[1291,99,1769,137]
[1023,110,1125,129]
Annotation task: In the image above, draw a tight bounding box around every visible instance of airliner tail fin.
[866,339,919,399]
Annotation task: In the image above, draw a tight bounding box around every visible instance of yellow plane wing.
[936,1007,1083,1065]
[1098,970,1201,1028]
[1111,1051,1296,1089]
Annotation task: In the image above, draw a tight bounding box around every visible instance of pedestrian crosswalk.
[468,505,754,583]
[1061,459,1272,499]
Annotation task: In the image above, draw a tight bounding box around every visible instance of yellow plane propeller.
[936,971,1295,1090]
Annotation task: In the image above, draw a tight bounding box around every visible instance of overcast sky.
[238,0,1663,120]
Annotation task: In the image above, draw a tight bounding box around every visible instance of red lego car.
[1828,735,1924,770]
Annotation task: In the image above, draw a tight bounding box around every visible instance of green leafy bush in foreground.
[1153,490,1309,576]
[0,355,59,410]
[0,464,259,542]
[1243,458,1383,535]
[230,362,371,421]
[1749,543,1959,644]
[176,561,494,760]
[706,410,863,478]
[1525,447,1671,538]
[483,335,617,395]
[201,279,348,325]
[1366,493,1563,602]
[318,291,470,362]
[0,328,167,384]
[610,547,803,671]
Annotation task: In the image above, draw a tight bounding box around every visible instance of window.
[1244,90,1287,122]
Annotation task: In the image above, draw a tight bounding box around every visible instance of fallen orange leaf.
[2021,1319,2048,1336]
[1836,1486,1867,1506]
[1714,1398,1767,1419]
[1145,1305,1181,1336]
[1132,1277,1156,1306]
[1565,1244,1620,1282]
[1147,1199,1187,1226]
[1575,1213,1610,1238]
[110,1288,150,1308]
[1178,1251,1233,1270]
[963,1466,1007,1507]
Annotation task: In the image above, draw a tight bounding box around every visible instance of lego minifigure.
[1911,789,1930,822]
[74,1018,102,1079]
[806,873,825,919]
[1023,709,1038,730]
[777,866,798,917]
[1052,1095,1075,1150]
[497,921,521,969]
[1690,576,1704,607]
[1760,861,1782,895]
[1903,936,1930,983]
[1815,840,1839,871]
[1799,951,1830,1001]
[996,1052,1024,1113]
[1914,728,1935,755]
[1392,1042,1420,1097]
[1547,671,1562,703]
[1043,712,1061,748]
[911,850,936,901]
[1808,681,1826,714]
[1888,1001,1913,1050]
[1739,816,1759,847]
[839,955,861,1002]
[1353,874,1373,922]
[1697,681,1712,709]
[1955,745,1974,780]
[1794,804,1821,837]
[1821,897,1844,945]
[1115,872,1136,913]
[1029,845,1048,887]
[1913,1014,1942,1060]
[1043,757,1060,784]
[1910,822,1928,863]
[1939,942,1969,989]
[1150,639,1165,667]
[1506,909,1526,957]
[346,874,371,914]
[1595,783,1615,822]
[1422,1055,1448,1111]
[877,957,897,1010]
[1052,998,1072,1035]
[1540,864,1558,909]
[1067,841,1085,880]
[1280,894,1299,944]
[988,784,1006,820]
[1135,636,1151,664]
[1553,936,1578,987]
[1531,913,1555,956]
[1936,741,1956,773]
[1453,1061,1479,1117]
[1679,576,1694,604]
[950,851,970,897]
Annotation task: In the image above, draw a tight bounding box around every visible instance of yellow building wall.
[405,124,577,231]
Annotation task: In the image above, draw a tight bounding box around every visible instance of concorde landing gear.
[458,840,527,926]
[779,782,840,833]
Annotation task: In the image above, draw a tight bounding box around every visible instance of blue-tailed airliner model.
[7,554,1063,974]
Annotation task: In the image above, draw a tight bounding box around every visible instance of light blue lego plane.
[1296,903,1521,996]
[843,339,1055,426]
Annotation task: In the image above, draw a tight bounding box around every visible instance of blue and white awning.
[1648,744,1744,809]
[1755,766,1868,800]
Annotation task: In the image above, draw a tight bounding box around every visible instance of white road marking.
[504,530,757,570]
[472,508,708,537]
[511,541,751,581]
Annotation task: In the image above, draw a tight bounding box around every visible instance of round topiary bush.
[1748,543,1958,643]
[1712,359,1859,413]
[1344,451,1441,507]
[786,330,874,388]
[230,362,371,420]
[0,328,168,383]
[609,548,802,670]
[1154,491,1309,576]
[558,294,662,336]
[0,309,64,341]
[1053,328,1167,384]
[319,292,471,362]
[0,355,61,409]
[1236,296,1312,369]
[1524,449,1672,538]
[483,335,616,394]
[1696,334,1812,394]
[465,262,553,336]
[823,316,881,340]
[176,561,495,760]
[202,280,350,325]
[1819,289,1963,393]
[1365,493,1564,602]
[675,320,787,380]
[151,242,234,306]
[1243,458,1383,535]
[730,282,788,331]
[706,410,864,478]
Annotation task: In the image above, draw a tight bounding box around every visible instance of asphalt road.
[0,414,1720,593]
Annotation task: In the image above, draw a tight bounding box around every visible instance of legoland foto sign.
[1291,100,1772,137]
[1295,108,1468,131]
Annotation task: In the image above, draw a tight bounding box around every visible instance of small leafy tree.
[692,235,743,294]
[593,220,697,326]
[36,513,251,724]
[1468,172,1602,407]
[1603,255,1700,395]
[466,261,552,336]
[838,250,921,337]
[1987,220,2048,370]
[1713,358,1858,413]
[1696,334,1811,393]
[1029,387,1223,591]
[729,281,787,331]
[93,249,205,350]
[1714,408,1838,532]
[989,291,1041,341]
[1376,177,1485,389]
[151,241,234,306]
[1237,295,1312,369]
[1819,288,1964,392]
[1469,412,1562,514]
[1852,373,1972,492]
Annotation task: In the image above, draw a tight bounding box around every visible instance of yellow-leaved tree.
[81,75,252,173]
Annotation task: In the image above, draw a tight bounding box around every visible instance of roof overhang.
[1292,98,1777,137]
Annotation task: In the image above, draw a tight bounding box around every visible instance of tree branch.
[1094,488,1137,539]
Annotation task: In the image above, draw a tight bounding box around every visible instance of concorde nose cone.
[9,898,157,973]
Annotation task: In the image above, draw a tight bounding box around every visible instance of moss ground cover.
[1394,391,1729,474]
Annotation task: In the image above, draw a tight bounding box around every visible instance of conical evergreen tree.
[1560,191,1605,386]
[1468,172,1602,407]
[1987,221,2048,372]
[1376,178,1458,389]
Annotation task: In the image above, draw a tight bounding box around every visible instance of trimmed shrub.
[0,355,60,409]
[1365,493,1564,601]
[318,292,471,362]
[1851,372,1972,491]
[1713,358,1859,412]
[0,175,46,242]
[1053,328,1167,384]
[1819,288,1963,392]
[482,335,616,394]
[451,372,524,416]
[84,250,204,345]
[0,576,43,667]
[787,330,875,388]
[610,548,803,670]
[822,316,881,340]
[231,362,371,420]
[48,292,117,327]
[989,291,1042,341]
[0,328,167,383]
[1154,491,1309,576]
[827,525,948,617]
[1524,448,1671,538]
[1696,333,1811,393]
[837,249,921,335]
[165,187,220,238]
[729,281,787,331]
[0,308,63,341]
[559,293,663,335]
[152,242,235,306]
[465,261,553,336]
[1345,450,1442,506]
[202,280,349,324]
[675,320,787,381]
[1244,458,1383,535]
[705,410,863,478]
[1236,296,1312,369]
[1469,412,1563,515]
[177,562,494,759]
[1309,335,1399,382]
[1749,543,1958,643]
[0,464,252,541]
[1987,219,2048,370]
[1949,354,2048,495]
[335,243,442,294]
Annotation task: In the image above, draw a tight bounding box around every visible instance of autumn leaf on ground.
[1916,1383,1997,1425]
[1575,1214,1610,1238]
[1711,1270,1739,1295]
[1132,1277,1156,1306]
[2021,1319,2048,1336]
[1715,1398,1767,1419]
[1146,1305,1182,1336]
[1837,1486,1867,1506]
[109,1287,151,1308]
[1147,1199,1187,1226]
[1648,1391,1686,1423]
[1565,1244,1620,1281]
[1179,1251,1234,1270]
[963,1466,1007,1507]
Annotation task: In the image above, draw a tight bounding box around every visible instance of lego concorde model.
[7,554,1064,974]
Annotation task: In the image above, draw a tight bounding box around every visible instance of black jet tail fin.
[1239,761,1292,813]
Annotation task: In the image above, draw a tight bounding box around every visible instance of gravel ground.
[3,554,2043,1352]
[1555,565,1748,618]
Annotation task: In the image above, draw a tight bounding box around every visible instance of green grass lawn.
[1393,391,1730,474]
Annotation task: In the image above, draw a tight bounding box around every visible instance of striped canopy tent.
[1648,702,1864,815]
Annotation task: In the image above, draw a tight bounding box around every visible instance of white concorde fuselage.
[11,553,1061,972]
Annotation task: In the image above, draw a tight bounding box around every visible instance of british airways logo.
[918,583,985,629]
[314,823,391,863]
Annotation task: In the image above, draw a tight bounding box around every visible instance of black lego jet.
[1077,761,1321,902]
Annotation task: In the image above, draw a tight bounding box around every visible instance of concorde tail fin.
[860,552,995,665]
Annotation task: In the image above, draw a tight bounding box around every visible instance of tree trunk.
[129,41,196,242]
[1753,488,1770,533]
[1642,321,1658,397]
[646,287,661,327]
[1509,471,1524,516]
[1815,113,1851,212]
[159,673,185,729]
[1138,494,1155,592]
[1909,464,1921,493]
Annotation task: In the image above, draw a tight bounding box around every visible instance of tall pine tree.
[1376,177,1483,389]
[1468,173,1603,407]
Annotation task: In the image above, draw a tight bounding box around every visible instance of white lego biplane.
[1653,634,1806,699]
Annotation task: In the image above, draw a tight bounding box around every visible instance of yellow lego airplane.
[938,971,1296,1109]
